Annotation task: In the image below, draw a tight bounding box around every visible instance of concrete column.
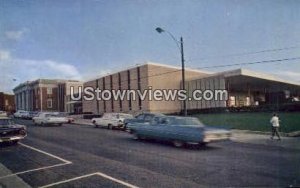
[20,92,23,110]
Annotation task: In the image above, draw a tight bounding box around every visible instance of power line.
[197,56,300,69]
[187,46,300,62]
[91,56,300,89]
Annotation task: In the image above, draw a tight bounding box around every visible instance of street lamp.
[155,27,187,116]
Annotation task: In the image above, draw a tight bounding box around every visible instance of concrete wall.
[147,64,209,114]
[186,76,227,110]
[81,63,209,115]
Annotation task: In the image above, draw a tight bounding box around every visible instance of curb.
[72,122,94,127]
[232,129,300,137]
[72,120,300,137]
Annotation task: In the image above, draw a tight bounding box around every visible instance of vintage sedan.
[13,110,27,118]
[0,111,8,117]
[0,117,27,144]
[92,113,134,129]
[54,112,75,123]
[130,116,231,147]
[33,112,69,126]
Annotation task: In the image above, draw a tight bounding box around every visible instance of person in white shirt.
[270,114,281,140]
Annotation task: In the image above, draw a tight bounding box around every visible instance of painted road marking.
[0,143,72,180]
[19,143,71,164]
[39,172,139,188]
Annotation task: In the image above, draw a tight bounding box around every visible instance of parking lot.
[0,119,300,188]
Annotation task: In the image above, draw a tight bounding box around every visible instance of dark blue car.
[130,116,231,148]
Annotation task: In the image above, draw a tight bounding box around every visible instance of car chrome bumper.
[0,135,26,142]
[46,121,67,124]
[203,134,231,143]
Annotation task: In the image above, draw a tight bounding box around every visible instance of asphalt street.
[0,119,299,188]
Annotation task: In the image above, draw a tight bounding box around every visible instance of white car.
[32,112,68,126]
[0,111,8,117]
[14,110,27,118]
[92,113,134,129]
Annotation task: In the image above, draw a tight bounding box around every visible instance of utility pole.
[180,37,187,116]
[156,27,188,116]
[40,79,43,112]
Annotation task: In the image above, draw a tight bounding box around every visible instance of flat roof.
[215,68,300,86]
[13,79,81,91]
[85,61,213,82]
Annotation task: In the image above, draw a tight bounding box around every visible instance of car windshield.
[0,119,14,127]
[119,114,133,119]
[45,114,59,117]
[56,113,68,117]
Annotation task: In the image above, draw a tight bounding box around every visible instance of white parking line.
[0,163,70,179]
[39,172,139,188]
[19,143,71,164]
[0,143,72,180]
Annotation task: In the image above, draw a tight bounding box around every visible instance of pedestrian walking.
[270,113,281,141]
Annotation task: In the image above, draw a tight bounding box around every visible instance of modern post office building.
[83,62,300,115]
[186,68,300,112]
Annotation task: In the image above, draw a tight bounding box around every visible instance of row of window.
[96,67,142,113]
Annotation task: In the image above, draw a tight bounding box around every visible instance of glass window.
[144,115,153,121]
[136,114,144,120]
[170,117,204,127]
[0,119,14,126]
[229,96,236,107]
[47,88,52,94]
[45,114,58,117]
[159,118,170,125]
[47,99,53,108]
[152,117,161,124]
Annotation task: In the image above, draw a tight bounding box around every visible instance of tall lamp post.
[155,27,187,116]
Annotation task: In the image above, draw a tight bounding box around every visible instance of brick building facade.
[0,92,15,113]
[13,79,82,112]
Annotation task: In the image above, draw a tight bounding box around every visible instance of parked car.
[0,116,27,144]
[55,112,75,123]
[129,116,231,148]
[28,111,39,119]
[14,110,27,118]
[124,112,165,132]
[0,111,8,117]
[21,111,31,119]
[32,112,69,126]
[92,113,134,129]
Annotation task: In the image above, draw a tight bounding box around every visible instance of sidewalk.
[231,130,300,150]
[73,118,94,126]
[0,163,31,188]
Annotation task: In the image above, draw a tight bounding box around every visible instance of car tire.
[11,140,19,145]
[173,140,184,148]
[132,133,140,140]
[95,124,98,128]
[58,123,63,126]
[108,124,113,130]
[199,142,207,147]
[41,122,44,126]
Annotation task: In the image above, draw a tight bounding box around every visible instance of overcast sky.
[1,0,300,93]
